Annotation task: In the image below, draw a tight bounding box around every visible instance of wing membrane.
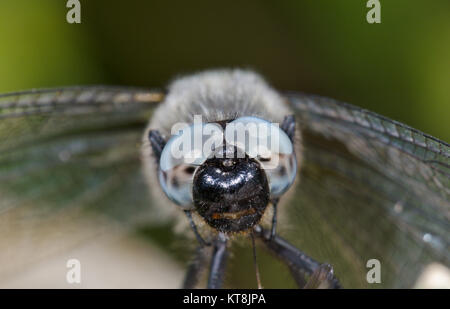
[0,88,448,288]
[282,93,449,287]
[0,86,166,279]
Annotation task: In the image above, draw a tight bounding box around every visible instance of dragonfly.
[0,75,448,288]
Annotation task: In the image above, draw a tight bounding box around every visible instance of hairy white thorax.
[150,69,290,136]
[141,69,299,235]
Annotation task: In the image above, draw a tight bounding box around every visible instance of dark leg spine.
[254,225,341,289]
[207,233,228,289]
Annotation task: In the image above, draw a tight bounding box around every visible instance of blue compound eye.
[158,122,223,207]
[225,116,297,197]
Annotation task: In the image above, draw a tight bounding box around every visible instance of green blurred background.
[0,0,448,141]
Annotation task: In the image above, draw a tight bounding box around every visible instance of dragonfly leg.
[253,225,341,289]
[303,264,341,289]
[182,245,211,288]
[270,198,279,239]
[184,210,210,247]
[207,233,228,289]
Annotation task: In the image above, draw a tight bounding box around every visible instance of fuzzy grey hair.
[149,69,292,137]
[141,69,297,233]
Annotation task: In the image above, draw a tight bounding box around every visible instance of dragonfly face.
[0,70,448,288]
[192,152,270,233]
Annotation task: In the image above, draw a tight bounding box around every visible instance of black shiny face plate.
[192,153,269,233]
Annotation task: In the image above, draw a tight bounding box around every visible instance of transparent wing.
[0,86,168,282]
[1,87,448,288]
[279,93,449,288]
